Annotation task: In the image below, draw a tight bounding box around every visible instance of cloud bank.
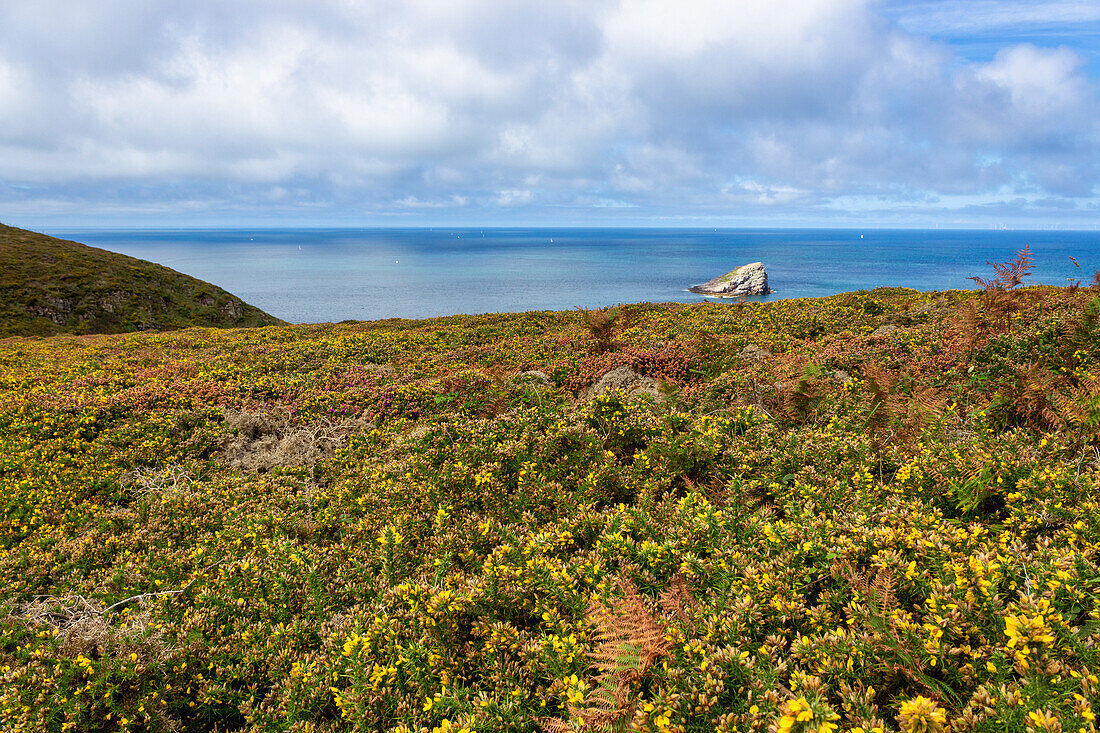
[1,0,1097,226]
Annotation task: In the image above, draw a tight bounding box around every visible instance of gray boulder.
[830,369,852,384]
[738,344,772,363]
[690,262,771,296]
[579,366,660,401]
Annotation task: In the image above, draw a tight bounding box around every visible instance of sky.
[1,0,1098,229]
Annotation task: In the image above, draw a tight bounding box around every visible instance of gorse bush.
[0,278,1099,732]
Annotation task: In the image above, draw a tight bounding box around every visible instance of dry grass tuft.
[126,465,197,500]
[6,595,170,662]
[219,408,369,471]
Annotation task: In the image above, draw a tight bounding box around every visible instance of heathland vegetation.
[0,224,282,336]
[1,248,1099,732]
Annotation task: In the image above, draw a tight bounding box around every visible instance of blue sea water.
[48,227,1100,324]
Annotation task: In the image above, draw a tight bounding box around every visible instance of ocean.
[48,227,1100,324]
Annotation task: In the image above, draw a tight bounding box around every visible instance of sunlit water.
[48,227,1100,323]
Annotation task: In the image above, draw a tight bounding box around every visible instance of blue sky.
[1,0,1098,229]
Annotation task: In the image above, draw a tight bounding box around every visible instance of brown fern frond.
[658,572,697,623]
[1000,364,1064,431]
[863,365,895,404]
[1053,372,1100,444]
[844,563,898,618]
[957,299,983,352]
[554,576,672,731]
[909,387,946,421]
[588,577,670,679]
[967,274,994,291]
[870,570,898,618]
[955,289,1018,351]
[778,364,827,423]
[579,306,632,354]
[990,363,1064,431]
[972,244,1034,290]
[540,717,577,733]
[961,246,1033,349]
[1092,271,1100,290]
[1005,244,1034,288]
[1056,302,1096,373]
[861,365,898,438]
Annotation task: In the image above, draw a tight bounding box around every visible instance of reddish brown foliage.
[967,244,1034,291]
[543,576,671,732]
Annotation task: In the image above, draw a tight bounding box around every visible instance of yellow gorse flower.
[1004,611,1056,648]
[777,696,839,733]
[897,696,947,733]
[1025,709,1060,732]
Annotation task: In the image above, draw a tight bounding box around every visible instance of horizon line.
[31,223,1100,233]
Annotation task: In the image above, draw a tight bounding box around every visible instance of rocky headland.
[0,224,284,336]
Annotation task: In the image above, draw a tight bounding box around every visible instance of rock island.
[689,261,771,296]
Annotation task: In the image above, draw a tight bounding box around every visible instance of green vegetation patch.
[1,269,1099,732]
[0,224,283,336]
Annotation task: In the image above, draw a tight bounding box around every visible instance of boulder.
[870,324,898,337]
[690,262,771,296]
[579,366,660,401]
[830,369,852,384]
[738,344,772,363]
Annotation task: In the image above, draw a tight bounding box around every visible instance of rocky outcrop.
[690,262,770,296]
[830,369,852,384]
[738,344,772,363]
[578,366,660,401]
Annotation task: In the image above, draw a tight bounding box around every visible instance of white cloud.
[723,179,810,205]
[495,189,534,206]
[396,195,469,208]
[974,44,1087,119]
[0,58,18,113]
[0,0,1097,224]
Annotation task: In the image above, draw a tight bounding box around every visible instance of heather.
[1,273,1098,732]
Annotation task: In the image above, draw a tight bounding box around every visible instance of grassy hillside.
[0,271,1098,731]
[0,224,283,336]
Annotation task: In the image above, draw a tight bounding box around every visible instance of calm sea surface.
[48,227,1100,324]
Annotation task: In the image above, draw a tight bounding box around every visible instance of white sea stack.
[689,262,770,296]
